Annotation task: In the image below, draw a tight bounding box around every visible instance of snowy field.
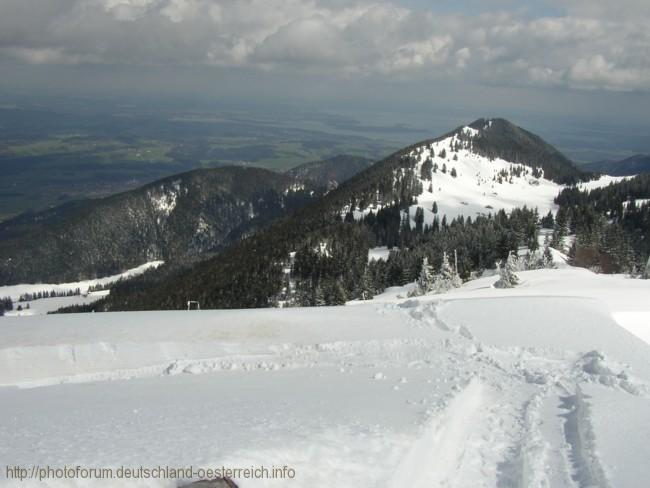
[0,261,163,316]
[1,261,649,487]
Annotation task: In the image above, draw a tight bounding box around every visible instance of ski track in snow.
[1,271,650,487]
[390,299,649,488]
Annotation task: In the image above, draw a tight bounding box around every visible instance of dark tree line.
[553,174,650,274]
[0,296,12,316]
[77,196,541,311]
[18,288,81,302]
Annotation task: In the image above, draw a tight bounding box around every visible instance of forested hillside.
[0,167,322,285]
[286,155,374,189]
[80,118,590,311]
[553,174,650,273]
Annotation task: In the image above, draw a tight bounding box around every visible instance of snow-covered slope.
[403,127,562,224]
[576,174,630,191]
[0,261,163,316]
[350,123,627,227]
[1,263,649,487]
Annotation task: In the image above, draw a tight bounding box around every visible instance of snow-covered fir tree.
[494,252,520,288]
[356,269,374,300]
[542,245,554,268]
[644,255,650,279]
[414,257,435,295]
[434,251,462,292]
[409,252,462,297]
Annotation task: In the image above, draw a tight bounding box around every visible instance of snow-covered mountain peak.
[341,119,610,227]
[398,130,562,224]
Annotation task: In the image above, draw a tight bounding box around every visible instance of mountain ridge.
[582,154,650,176]
[83,117,597,312]
[0,153,382,286]
[286,155,374,190]
[0,166,322,285]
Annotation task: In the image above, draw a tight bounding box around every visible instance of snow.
[150,188,178,216]
[0,261,163,302]
[314,241,331,257]
[576,174,629,192]
[407,139,564,225]
[283,183,306,195]
[367,246,392,262]
[3,291,109,317]
[345,133,636,229]
[612,311,650,346]
[1,263,649,487]
[462,125,480,137]
[348,131,566,225]
[623,198,650,210]
[582,383,650,488]
[0,261,163,315]
[195,215,211,235]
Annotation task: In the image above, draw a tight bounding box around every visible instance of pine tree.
[543,245,554,268]
[414,207,424,233]
[357,269,374,300]
[420,158,433,180]
[331,280,348,305]
[432,201,438,214]
[415,257,435,295]
[433,251,462,292]
[314,285,326,306]
[432,216,440,233]
[644,255,650,279]
[551,208,569,250]
[292,284,311,307]
[541,211,554,229]
[494,252,520,288]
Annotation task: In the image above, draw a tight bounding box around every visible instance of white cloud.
[569,55,650,91]
[0,0,648,92]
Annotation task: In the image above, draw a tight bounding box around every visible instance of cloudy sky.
[1,0,649,151]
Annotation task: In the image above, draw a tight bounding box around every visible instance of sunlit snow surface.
[1,259,650,487]
[349,128,630,227]
[0,261,163,316]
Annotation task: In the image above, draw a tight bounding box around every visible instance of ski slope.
[1,264,649,487]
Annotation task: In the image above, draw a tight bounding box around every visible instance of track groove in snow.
[391,378,486,488]
[1,266,649,487]
[559,385,612,488]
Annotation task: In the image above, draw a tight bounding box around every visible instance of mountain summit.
[464,118,586,184]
